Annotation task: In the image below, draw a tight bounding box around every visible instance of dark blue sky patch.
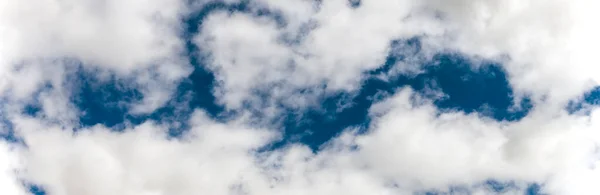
[526,183,546,195]
[140,66,230,137]
[583,86,600,105]
[57,3,528,148]
[417,181,543,195]
[64,60,226,137]
[386,39,531,121]
[484,179,518,193]
[26,183,46,195]
[567,86,600,114]
[268,38,531,151]
[422,54,531,121]
[348,0,361,8]
[23,104,42,117]
[0,110,21,144]
[70,67,144,129]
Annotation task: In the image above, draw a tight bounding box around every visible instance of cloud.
[0,142,27,195]
[9,89,600,195]
[0,0,184,72]
[0,0,190,116]
[359,88,600,194]
[12,111,276,195]
[194,0,442,110]
[196,0,600,112]
[1,0,600,195]
[418,0,600,105]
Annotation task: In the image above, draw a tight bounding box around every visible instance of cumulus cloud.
[1,0,600,195]
[361,89,600,194]
[0,0,190,114]
[195,0,443,110]
[11,111,275,195]
[419,0,600,106]
[0,142,27,195]
[0,0,184,71]
[7,89,600,195]
[197,0,600,110]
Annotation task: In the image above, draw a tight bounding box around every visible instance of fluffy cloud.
[11,112,275,195]
[0,0,184,72]
[195,0,442,110]
[7,89,600,195]
[197,0,600,110]
[0,0,190,114]
[419,0,600,106]
[0,142,27,195]
[1,0,600,195]
[360,89,600,194]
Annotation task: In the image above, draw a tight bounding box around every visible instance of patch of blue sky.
[525,183,547,195]
[16,2,533,150]
[272,38,531,150]
[567,86,600,114]
[418,181,544,195]
[3,2,575,195]
[27,184,46,195]
[348,0,361,8]
[0,110,19,144]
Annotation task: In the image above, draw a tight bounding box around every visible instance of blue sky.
[1,0,600,195]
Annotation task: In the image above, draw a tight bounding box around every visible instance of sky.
[1,0,600,194]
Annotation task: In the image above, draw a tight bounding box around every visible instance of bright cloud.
[1,0,600,195]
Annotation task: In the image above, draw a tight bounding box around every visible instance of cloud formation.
[1,0,600,195]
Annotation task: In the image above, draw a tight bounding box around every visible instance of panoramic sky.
[1,0,600,194]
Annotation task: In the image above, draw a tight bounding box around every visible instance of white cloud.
[196,0,600,111]
[0,0,184,72]
[0,0,190,115]
[12,111,276,195]
[355,88,600,193]
[1,0,600,195]
[0,142,27,195]
[194,0,444,110]
[5,89,599,195]
[418,0,600,105]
